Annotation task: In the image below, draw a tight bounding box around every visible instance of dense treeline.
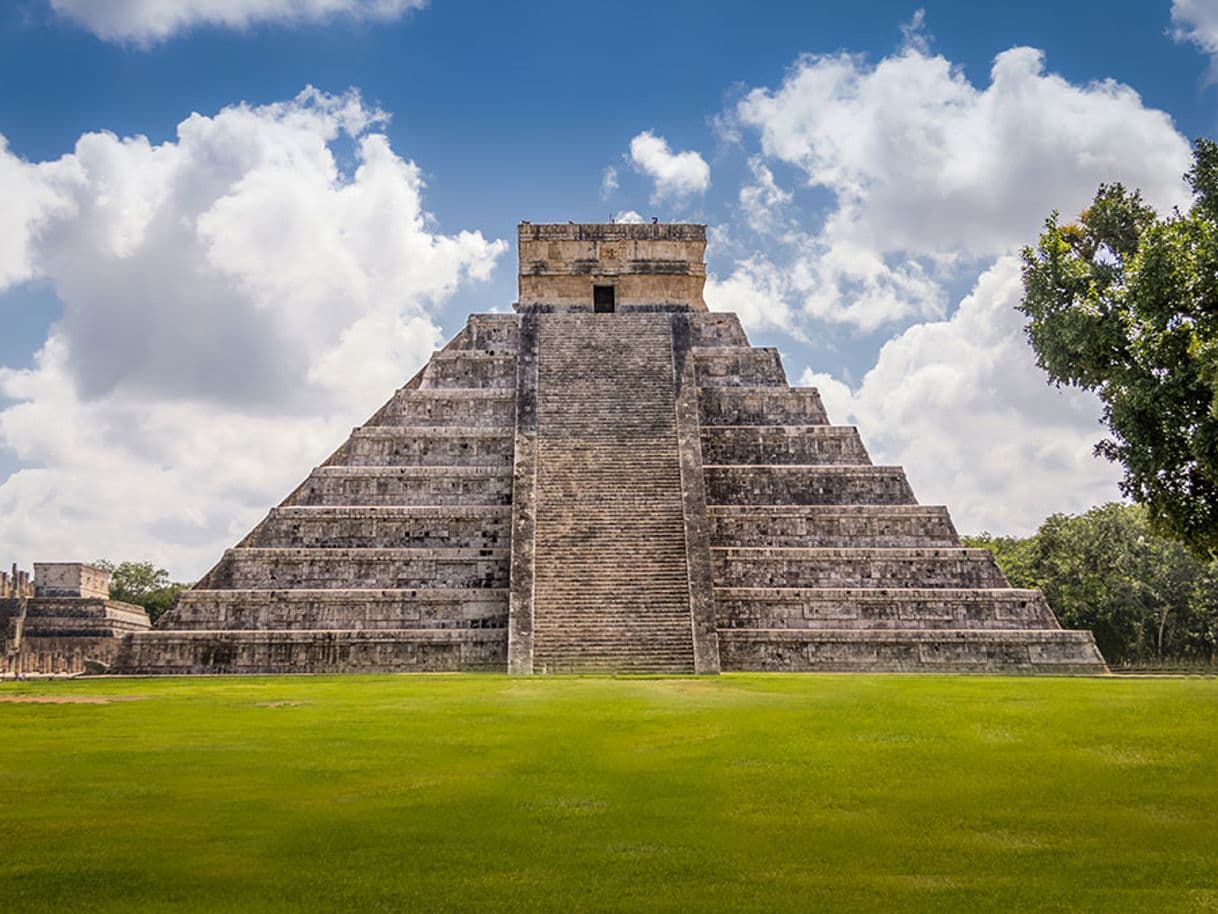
[964,503,1218,667]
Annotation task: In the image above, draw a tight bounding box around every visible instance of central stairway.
[530,314,697,673]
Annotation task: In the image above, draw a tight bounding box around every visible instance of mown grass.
[0,674,1215,913]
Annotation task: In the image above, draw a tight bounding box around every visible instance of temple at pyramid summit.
[3,223,1107,675]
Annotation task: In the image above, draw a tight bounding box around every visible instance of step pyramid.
[113,223,1106,675]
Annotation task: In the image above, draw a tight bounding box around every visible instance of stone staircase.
[529,314,697,673]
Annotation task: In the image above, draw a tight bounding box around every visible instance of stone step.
[693,347,787,387]
[701,426,871,465]
[708,505,959,547]
[712,547,1008,589]
[705,465,916,506]
[714,587,1060,630]
[165,588,508,631]
[699,387,829,426]
[201,547,509,590]
[717,628,1107,673]
[369,389,515,427]
[116,628,508,675]
[243,506,512,549]
[289,466,513,507]
[333,427,514,467]
[420,351,516,389]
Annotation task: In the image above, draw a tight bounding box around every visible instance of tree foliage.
[965,503,1218,666]
[1019,141,1218,558]
[94,560,189,623]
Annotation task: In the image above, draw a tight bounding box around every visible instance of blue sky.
[1,0,1216,577]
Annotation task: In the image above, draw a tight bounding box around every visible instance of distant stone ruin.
[2,563,150,676]
[9,224,1107,675]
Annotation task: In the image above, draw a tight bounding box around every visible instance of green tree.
[94,560,189,624]
[967,503,1218,666]
[1019,140,1218,558]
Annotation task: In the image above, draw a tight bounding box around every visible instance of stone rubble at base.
[4,224,1107,675]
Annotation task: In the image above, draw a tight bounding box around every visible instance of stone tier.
[694,347,787,387]
[708,505,959,548]
[420,351,516,389]
[701,426,871,465]
[711,547,1008,589]
[117,628,506,674]
[718,629,1106,673]
[699,387,829,426]
[369,389,515,427]
[198,547,508,590]
[329,427,515,467]
[15,598,151,638]
[288,466,513,506]
[463,314,521,351]
[714,587,1060,630]
[166,588,507,631]
[704,465,915,505]
[688,313,750,347]
[241,506,512,549]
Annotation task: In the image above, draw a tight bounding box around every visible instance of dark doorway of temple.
[594,285,616,313]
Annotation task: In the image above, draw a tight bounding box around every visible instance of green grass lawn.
[1,674,1215,913]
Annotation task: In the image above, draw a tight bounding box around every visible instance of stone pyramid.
[115,223,1106,675]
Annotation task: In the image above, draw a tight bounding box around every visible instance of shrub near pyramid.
[111,223,1106,675]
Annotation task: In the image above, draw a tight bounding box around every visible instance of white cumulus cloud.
[50,0,425,44]
[628,130,710,204]
[1172,0,1218,59]
[719,42,1192,330]
[802,257,1123,535]
[0,88,505,578]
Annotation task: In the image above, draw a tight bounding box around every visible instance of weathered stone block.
[704,465,916,506]
[699,387,829,426]
[711,547,1008,589]
[244,506,512,549]
[708,505,959,548]
[694,347,787,387]
[701,426,870,465]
